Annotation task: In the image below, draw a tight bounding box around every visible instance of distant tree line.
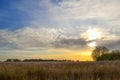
[6,59,21,62]
[92,46,120,61]
[5,59,73,62]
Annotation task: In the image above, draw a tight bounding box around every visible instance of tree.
[5,59,21,62]
[111,50,120,54]
[97,54,111,60]
[91,46,109,60]
[110,50,120,60]
[6,59,13,62]
[97,50,120,61]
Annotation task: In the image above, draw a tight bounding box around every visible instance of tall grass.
[0,61,120,80]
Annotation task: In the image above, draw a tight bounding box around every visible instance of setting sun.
[87,29,101,41]
[86,29,102,48]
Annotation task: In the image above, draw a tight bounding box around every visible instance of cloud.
[13,0,120,34]
[53,38,87,49]
[15,0,120,35]
[0,27,58,49]
[0,27,89,50]
[99,39,120,50]
[0,26,119,51]
[49,0,120,25]
[0,30,19,50]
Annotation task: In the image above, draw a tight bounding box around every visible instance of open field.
[0,61,120,80]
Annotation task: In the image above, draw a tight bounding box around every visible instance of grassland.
[0,61,120,80]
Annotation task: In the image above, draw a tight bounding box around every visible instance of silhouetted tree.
[5,59,21,62]
[110,50,120,60]
[92,48,120,61]
[97,52,120,61]
[6,59,13,62]
[91,46,109,60]
[97,54,111,60]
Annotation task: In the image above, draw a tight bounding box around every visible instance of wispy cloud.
[0,27,119,50]
[49,0,120,25]
[0,27,86,50]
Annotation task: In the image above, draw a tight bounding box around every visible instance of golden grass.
[0,61,120,80]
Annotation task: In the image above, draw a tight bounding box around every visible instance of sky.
[0,0,120,61]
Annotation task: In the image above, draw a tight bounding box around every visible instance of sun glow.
[87,29,101,41]
[86,29,102,48]
[88,41,96,48]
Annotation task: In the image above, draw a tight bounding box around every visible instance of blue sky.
[0,0,31,30]
[0,0,59,30]
[0,0,120,60]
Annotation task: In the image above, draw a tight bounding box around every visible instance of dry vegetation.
[0,61,120,80]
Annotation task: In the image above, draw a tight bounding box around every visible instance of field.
[0,61,120,80]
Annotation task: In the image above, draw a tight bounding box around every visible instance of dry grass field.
[0,61,120,80]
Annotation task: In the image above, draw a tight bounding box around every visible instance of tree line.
[5,59,73,62]
[92,46,120,61]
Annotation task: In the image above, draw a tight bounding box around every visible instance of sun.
[81,28,102,48]
[87,29,101,41]
[86,28,102,48]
